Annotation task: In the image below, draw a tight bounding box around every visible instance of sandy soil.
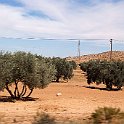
[0,68,124,124]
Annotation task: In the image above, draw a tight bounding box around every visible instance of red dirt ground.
[0,68,124,124]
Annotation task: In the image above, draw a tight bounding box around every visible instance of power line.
[0,37,123,59]
[0,37,109,41]
[0,36,124,42]
[113,39,124,43]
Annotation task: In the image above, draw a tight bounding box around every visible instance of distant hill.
[67,51,124,63]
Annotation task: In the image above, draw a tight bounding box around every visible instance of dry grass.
[67,51,124,63]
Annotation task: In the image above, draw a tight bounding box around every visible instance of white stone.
[56,93,62,96]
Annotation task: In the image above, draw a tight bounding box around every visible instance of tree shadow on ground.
[52,80,68,83]
[83,86,121,91]
[0,96,39,102]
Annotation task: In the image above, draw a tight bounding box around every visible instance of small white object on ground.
[56,93,62,96]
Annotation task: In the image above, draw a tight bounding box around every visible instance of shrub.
[91,107,124,124]
[33,112,56,124]
[33,112,84,124]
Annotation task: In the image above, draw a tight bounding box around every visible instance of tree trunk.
[117,85,122,90]
[19,84,26,98]
[106,82,112,91]
[56,76,60,82]
[26,88,34,97]
[16,84,20,97]
[21,86,27,97]
[5,83,15,98]
[14,81,17,98]
[14,81,20,98]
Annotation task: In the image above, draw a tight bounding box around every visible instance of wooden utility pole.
[110,39,113,60]
[78,40,80,63]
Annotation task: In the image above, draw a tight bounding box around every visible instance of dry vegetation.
[67,51,124,63]
[0,51,124,124]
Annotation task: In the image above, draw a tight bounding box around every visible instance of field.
[0,67,124,124]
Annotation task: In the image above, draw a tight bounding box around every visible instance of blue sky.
[0,0,124,57]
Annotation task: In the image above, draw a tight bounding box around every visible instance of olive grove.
[0,51,75,99]
[80,60,124,90]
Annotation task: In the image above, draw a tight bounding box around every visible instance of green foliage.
[91,107,124,124]
[36,59,56,89]
[80,60,124,90]
[0,51,74,99]
[0,51,13,88]
[0,51,56,99]
[63,61,74,81]
[68,60,77,70]
[52,57,74,82]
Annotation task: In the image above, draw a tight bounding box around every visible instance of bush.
[91,107,124,124]
[33,107,124,124]
[33,112,56,124]
[33,112,83,124]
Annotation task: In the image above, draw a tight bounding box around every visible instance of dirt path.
[0,68,124,123]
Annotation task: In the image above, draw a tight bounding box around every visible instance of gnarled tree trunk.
[5,82,15,98]
[26,88,34,97]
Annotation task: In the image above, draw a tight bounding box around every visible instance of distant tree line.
[0,51,76,99]
[79,60,124,90]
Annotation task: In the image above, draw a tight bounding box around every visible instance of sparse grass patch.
[33,112,57,124]
[91,107,124,124]
[33,111,92,124]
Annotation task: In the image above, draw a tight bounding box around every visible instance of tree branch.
[21,85,27,97]
[5,82,14,98]
[26,88,34,97]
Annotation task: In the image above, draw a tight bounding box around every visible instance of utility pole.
[78,40,80,63]
[110,39,113,60]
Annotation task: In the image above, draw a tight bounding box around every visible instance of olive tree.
[52,57,74,82]
[68,60,77,70]
[0,51,56,99]
[80,60,124,90]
